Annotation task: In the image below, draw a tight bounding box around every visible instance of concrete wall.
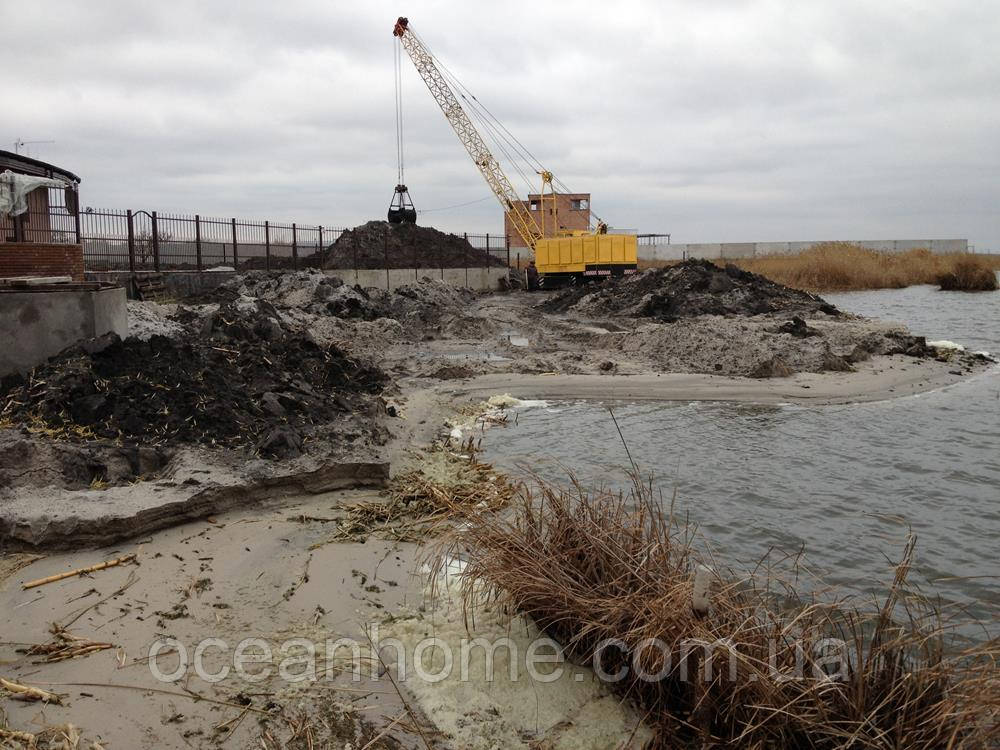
[325,266,509,292]
[0,242,85,281]
[86,270,239,298]
[84,266,509,300]
[639,238,969,262]
[0,286,128,375]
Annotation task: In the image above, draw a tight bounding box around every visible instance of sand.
[2,273,995,747]
[0,491,426,749]
[380,561,653,749]
[435,355,989,406]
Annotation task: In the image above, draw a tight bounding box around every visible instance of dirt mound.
[540,259,840,320]
[0,303,387,459]
[200,270,477,322]
[321,221,507,270]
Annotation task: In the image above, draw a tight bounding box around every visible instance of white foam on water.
[448,395,549,442]
[928,340,966,352]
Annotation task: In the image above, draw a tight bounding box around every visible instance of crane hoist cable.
[394,40,404,185]
[388,34,416,223]
[407,24,608,232]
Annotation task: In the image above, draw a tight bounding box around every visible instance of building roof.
[0,150,80,184]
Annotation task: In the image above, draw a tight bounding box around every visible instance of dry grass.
[313,445,519,544]
[638,245,1000,292]
[936,255,1000,292]
[451,478,999,748]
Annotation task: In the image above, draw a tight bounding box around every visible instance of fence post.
[151,211,160,272]
[291,223,299,269]
[73,197,81,245]
[318,225,323,265]
[231,218,239,269]
[506,235,511,267]
[384,223,390,290]
[126,209,136,275]
[354,233,359,285]
[264,220,271,271]
[464,232,469,287]
[517,252,520,270]
[195,214,203,272]
[414,234,418,280]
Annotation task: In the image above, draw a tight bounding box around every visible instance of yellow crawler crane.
[393,17,637,285]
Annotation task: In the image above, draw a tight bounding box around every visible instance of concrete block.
[0,286,127,375]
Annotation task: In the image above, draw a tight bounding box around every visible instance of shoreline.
[1,354,992,552]
[2,269,996,747]
[1,358,995,747]
[434,354,995,407]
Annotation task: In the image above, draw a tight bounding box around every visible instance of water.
[482,285,1000,621]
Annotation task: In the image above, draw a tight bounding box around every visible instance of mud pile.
[0,303,387,459]
[541,259,840,320]
[321,221,507,269]
[206,270,478,320]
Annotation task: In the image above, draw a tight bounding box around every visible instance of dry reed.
[315,446,519,544]
[452,477,999,748]
[638,245,1000,292]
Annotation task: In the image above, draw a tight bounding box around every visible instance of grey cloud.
[1,0,997,249]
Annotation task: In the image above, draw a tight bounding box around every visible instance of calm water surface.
[482,284,1000,621]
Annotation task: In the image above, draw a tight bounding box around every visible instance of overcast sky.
[3,0,998,249]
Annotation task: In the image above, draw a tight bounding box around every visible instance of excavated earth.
[0,302,387,458]
[320,220,508,269]
[1,265,992,551]
[540,259,840,319]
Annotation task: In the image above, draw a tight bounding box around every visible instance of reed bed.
[734,244,998,292]
[638,245,1000,292]
[452,478,999,748]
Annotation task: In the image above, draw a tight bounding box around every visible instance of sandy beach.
[1,264,994,747]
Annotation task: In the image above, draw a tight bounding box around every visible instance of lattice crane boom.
[393,17,542,250]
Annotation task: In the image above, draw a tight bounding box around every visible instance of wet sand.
[436,354,986,406]
[2,279,994,747]
[0,490,426,749]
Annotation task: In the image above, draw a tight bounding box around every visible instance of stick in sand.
[22,554,136,590]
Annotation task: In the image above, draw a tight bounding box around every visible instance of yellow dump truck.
[534,233,638,284]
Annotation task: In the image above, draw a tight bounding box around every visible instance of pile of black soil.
[540,259,840,320]
[318,221,508,270]
[0,303,387,459]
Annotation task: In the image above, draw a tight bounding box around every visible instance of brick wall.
[0,243,85,281]
[505,192,592,248]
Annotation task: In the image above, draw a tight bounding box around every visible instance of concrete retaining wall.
[0,286,128,375]
[87,267,510,299]
[639,238,969,262]
[325,266,509,292]
[87,270,239,299]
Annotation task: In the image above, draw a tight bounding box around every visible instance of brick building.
[0,150,83,280]
[504,192,591,249]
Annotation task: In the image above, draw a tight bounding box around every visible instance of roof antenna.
[13,138,55,156]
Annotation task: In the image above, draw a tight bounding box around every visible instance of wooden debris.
[0,726,39,745]
[0,677,62,704]
[21,555,136,590]
[0,554,46,589]
[315,448,518,545]
[24,625,115,664]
